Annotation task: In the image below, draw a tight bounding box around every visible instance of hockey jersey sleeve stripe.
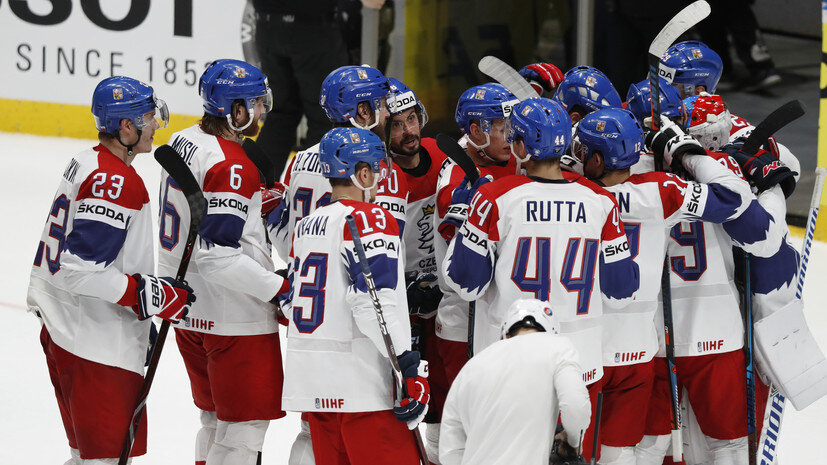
[64,218,128,267]
[599,253,639,301]
[721,199,773,248]
[198,214,245,248]
[750,240,798,295]
[344,247,399,291]
[444,233,495,299]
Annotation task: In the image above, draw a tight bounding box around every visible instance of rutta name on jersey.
[206,192,249,218]
[74,198,131,229]
[524,200,588,224]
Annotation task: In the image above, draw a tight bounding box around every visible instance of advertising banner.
[0,0,250,142]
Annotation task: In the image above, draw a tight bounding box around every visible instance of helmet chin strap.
[116,128,142,157]
[349,116,380,131]
[349,173,379,203]
[511,141,530,175]
[226,105,255,132]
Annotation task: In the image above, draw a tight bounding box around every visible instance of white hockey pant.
[600,445,636,465]
[635,434,746,465]
[288,419,315,465]
[197,409,218,463]
[205,419,269,465]
[426,423,441,464]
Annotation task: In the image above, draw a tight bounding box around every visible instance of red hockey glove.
[133,275,195,323]
[519,63,565,96]
[394,350,430,429]
[261,182,286,219]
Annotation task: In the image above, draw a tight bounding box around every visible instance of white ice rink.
[1,132,825,464]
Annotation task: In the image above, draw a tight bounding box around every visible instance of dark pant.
[254,14,349,179]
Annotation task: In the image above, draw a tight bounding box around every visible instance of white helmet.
[500,299,560,339]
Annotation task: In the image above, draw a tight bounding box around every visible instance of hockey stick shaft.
[756,167,826,464]
[345,215,430,465]
[242,137,277,187]
[743,252,757,465]
[119,146,206,464]
[661,256,683,461]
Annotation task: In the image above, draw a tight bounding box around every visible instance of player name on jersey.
[525,199,588,223]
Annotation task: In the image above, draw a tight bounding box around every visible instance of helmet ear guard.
[320,65,393,130]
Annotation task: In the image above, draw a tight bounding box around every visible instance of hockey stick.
[648,0,710,132]
[756,166,827,465]
[242,137,276,188]
[740,100,805,156]
[435,133,479,359]
[661,256,683,462]
[344,215,430,465]
[477,55,537,102]
[737,250,758,465]
[436,133,480,183]
[118,145,206,464]
[589,391,604,465]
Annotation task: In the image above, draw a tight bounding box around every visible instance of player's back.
[28,145,153,374]
[160,125,276,336]
[283,200,407,413]
[442,332,588,465]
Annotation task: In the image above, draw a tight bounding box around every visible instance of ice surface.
[1,132,824,463]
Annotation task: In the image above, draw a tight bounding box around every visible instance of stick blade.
[648,0,711,58]
[478,56,537,102]
[155,145,206,227]
[436,134,480,183]
[242,138,276,187]
[741,100,805,155]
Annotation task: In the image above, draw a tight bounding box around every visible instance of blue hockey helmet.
[455,83,519,150]
[199,59,272,131]
[319,127,388,180]
[388,77,428,128]
[625,77,687,124]
[506,98,572,163]
[553,66,622,115]
[91,76,169,134]
[573,108,644,172]
[320,65,392,130]
[661,41,723,96]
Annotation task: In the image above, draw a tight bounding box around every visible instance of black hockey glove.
[549,438,586,465]
[405,272,443,316]
[394,350,430,429]
[720,142,797,198]
[644,116,706,174]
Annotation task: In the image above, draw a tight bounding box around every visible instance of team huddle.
[26,35,826,465]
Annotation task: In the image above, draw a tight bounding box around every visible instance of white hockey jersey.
[432,151,517,342]
[601,157,753,367]
[271,142,409,261]
[440,332,591,465]
[27,145,154,375]
[443,173,639,384]
[159,126,282,336]
[281,200,411,413]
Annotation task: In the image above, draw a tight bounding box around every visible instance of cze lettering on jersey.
[524,200,587,224]
[418,256,436,272]
[615,351,646,363]
[296,215,329,238]
[697,339,724,353]
[169,135,199,166]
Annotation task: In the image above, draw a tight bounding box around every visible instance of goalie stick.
[345,215,430,465]
[119,145,206,464]
[756,166,827,465]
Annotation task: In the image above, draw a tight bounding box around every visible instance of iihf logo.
[315,398,321,409]
[615,353,620,363]
[585,76,597,87]
[697,342,702,352]
[112,88,123,100]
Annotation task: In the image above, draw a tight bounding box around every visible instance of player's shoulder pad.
[76,145,149,210]
[419,137,449,165]
[478,174,533,200]
[341,199,400,238]
[202,138,260,197]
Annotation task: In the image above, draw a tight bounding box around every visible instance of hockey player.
[443,97,640,461]
[28,76,194,464]
[553,66,623,122]
[626,77,688,127]
[281,127,429,465]
[660,41,724,99]
[439,299,591,465]
[159,59,287,465]
[572,107,761,464]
